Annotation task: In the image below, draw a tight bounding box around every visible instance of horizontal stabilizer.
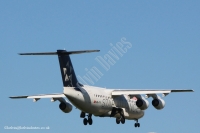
[19,50,100,55]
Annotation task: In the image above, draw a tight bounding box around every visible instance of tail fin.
[19,50,100,87]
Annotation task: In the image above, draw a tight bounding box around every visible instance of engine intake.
[59,102,72,113]
[152,98,165,110]
[136,97,149,110]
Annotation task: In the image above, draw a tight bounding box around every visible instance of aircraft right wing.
[10,93,73,113]
[10,93,66,102]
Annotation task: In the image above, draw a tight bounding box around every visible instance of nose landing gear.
[134,119,140,127]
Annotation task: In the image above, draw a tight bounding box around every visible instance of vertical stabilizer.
[57,50,79,87]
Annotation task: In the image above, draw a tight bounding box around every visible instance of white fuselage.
[63,85,144,120]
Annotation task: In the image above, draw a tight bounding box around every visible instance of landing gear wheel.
[138,123,140,127]
[88,118,93,125]
[116,118,120,124]
[134,123,137,127]
[83,118,88,125]
[134,123,140,127]
[120,116,125,124]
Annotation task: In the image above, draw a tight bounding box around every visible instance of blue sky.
[0,0,199,133]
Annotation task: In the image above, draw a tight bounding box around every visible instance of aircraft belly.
[126,110,144,120]
[64,88,110,114]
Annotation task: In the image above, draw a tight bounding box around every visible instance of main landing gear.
[115,115,125,124]
[110,107,126,125]
[134,119,140,128]
[80,112,93,126]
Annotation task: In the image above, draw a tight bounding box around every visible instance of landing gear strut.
[134,119,140,127]
[80,112,85,118]
[81,112,93,126]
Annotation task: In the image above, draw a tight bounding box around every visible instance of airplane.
[10,49,193,127]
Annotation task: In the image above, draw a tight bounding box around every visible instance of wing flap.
[171,90,194,92]
[9,96,28,99]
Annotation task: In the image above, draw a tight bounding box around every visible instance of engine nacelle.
[59,101,72,113]
[152,98,165,110]
[136,97,149,110]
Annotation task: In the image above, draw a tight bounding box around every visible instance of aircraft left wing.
[112,89,194,96]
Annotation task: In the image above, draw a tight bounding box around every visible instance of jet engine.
[136,97,149,110]
[59,101,73,113]
[152,98,165,110]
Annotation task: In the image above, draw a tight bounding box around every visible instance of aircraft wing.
[112,89,194,96]
[9,93,66,102]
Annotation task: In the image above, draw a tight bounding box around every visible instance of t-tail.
[19,50,100,87]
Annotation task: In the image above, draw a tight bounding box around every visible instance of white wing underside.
[10,93,65,99]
